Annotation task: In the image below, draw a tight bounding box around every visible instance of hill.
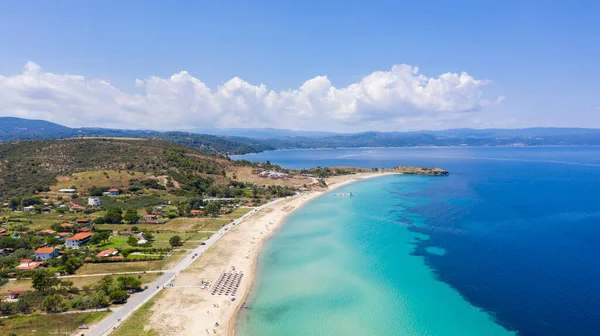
[0,138,235,200]
[0,117,273,155]
[0,117,73,141]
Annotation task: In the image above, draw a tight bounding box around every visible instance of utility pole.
[57,321,61,336]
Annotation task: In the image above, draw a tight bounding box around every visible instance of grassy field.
[77,251,187,275]
[161,217,229,231]
[95,236,130,249]
[0,312,108,336]
[1,273,163,293]
[225,206,253,219]
[51,170,153,194]
[112,292,163,336]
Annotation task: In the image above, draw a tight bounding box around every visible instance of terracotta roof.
[78,227,90,232]
[7,291,27,295]
[35,247,57,254]
[76,218,90,223]
[65,232,92,241]
[97,248,118,257]
[190,210,201,214]
[40,229,57,234]
[60,223,74,228]
[108,188,119,192]
[58,232,70,237]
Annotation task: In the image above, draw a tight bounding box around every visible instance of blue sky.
[0,0,598,131]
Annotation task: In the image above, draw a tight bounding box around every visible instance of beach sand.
[144,172,388,336]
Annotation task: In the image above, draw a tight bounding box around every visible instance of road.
[85,198,287,336]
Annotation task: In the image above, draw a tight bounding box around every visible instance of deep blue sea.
[233,147,600,336]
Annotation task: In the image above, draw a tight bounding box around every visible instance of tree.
[104,207,123,224]
[117,276,142,290]
[142,231,154,241]
[123,209,140,224]
[41,294,62,312]
[98,275,114,295]
[169,235,182,248]
[90,231,110,245]
[131,226,139,232]
[127,236,138,246]
[205,201,220,217]
[32,269,59,292]
[109,290,128,303]
[251,186,259,199]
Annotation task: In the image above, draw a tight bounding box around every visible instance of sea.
[232,147,600,336]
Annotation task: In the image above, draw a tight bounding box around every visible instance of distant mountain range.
[2,116,600,154]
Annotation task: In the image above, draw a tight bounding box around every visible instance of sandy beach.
[143,172,388,336]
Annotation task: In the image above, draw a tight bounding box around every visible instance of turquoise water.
[236,175,514,336]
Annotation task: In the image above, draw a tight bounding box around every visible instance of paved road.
[85,198,288,336]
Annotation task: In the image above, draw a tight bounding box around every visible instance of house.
[2,202,9,207]
[78,227,90,233]
[96,248,119,258]
[88,198,102,206]
[65,232,93,247]
[58,232,71,239]
[76,218,91,224]
[34,247,59,260]
[58,189,77,194]
[108,188,120,196]
[60,223,74,229]
[5,291,28,299]
[39,229,57,235]
[118,231,133,236]
[190,209,201,216]
[0,248,13,256]
[70,204,85,212]
[259,171,289,179]
[23,205,35,211]
[16,259,44,270]
[143,214,157,222]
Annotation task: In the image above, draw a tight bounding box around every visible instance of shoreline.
[226,172,392,336]
[143,172,391,336]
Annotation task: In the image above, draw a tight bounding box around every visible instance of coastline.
[143,172,391,336]
[226,172,392,336]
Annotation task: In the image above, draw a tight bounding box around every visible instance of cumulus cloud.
[0,62,500,131]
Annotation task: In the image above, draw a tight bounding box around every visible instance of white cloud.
[0,62,500,131]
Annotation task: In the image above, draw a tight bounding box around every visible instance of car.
[79,325,89,329]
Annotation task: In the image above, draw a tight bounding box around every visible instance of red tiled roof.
[65,232,92,241]
[97,248,118,257]
[8,291,27,295]
[35,247,57,254]
[108,188,119,192]
[40,229,57,234]
[76,218,90,223]
[60,223,74,228]
[78,227,90,232]
[58,232,70,237]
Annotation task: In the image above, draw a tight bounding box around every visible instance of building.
[88,198,102,206]
[143,214,157,222]
[108,188,120,196]
[58,189,77,194]
[78,227,90,233]
[259,171,289,179]
[39,229,57,235]
[97,248,119,258]
[6,291,27,299]
[16,259,44,270]
[23,205,35,211]
[76,218,91,224]
[190,209,201,216]
[58,232,71,239]
[65,232,93,247]
[70,204,85,212]
[119,231,133,236]
[34,247,59,260]
[60,223,74,229]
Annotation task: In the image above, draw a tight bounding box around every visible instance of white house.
[58,189,77,194]
[108,188,120,196]
[65,232,92,247]
[88,198,102,206]
[23,205,35,211]
[34,247,59,260]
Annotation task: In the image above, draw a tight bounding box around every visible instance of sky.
[0,0,599,132]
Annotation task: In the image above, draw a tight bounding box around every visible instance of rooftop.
[66,232,93,241]
[35,247,57,254]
